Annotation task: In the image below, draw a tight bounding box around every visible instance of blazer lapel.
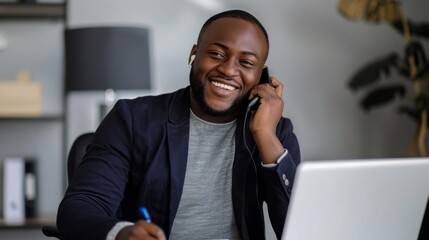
[232,112,255,238]
[166,87,190,234]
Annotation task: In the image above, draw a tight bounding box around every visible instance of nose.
[216,58,238,78]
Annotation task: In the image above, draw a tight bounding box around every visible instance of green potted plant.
[338,0,429,156]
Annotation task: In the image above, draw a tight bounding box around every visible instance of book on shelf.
[1,157,37,225]
[25,160,37,218]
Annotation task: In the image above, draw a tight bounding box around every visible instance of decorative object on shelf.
[338,0,429,156]
[0,71,42,117]
[65,26,152,122]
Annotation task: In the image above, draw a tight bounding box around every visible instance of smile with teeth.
[211,81,236,90]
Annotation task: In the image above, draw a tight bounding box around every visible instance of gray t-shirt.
[169,110,241,240]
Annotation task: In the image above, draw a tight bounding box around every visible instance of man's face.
[189,17,268,122]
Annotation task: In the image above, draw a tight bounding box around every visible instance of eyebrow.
[209,42,259,59]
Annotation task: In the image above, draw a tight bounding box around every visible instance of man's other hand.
[116,220,166,240]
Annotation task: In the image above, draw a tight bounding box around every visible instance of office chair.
[42,132,94,238]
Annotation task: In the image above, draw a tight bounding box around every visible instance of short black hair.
[197,9,269,48]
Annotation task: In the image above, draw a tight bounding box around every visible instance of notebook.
[281,158,429,240]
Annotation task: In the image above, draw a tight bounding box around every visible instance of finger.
[249,83,273,101]
[269,77,283,98]
[248,84,260,100]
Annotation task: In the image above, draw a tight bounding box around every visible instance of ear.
[188,44,198,65]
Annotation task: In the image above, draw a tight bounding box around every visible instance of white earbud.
[189,55,196,66]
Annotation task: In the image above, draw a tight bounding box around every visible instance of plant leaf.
[360,84,406,111]
[391,18,429,40]
[400,41,429,79]
[349,53,398,91]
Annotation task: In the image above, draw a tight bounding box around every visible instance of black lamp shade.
[65,26,151,91]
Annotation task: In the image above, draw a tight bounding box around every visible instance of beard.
[189,67,249,118]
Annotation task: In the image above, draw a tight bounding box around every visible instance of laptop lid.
[281,158,429,240]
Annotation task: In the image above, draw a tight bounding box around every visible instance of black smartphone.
[247,67,272,112]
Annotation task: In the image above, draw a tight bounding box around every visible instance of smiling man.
[57,10,300,240]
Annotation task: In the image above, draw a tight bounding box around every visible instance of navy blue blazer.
[57,86,300,240]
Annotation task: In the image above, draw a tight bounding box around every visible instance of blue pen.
[139,206,152,223]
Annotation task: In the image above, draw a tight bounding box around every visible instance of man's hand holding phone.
[247,68,286,165]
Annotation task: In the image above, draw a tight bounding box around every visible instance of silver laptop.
[281,158,429,240]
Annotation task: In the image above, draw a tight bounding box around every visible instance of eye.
[240,60,255,68]
[209,51,225,60]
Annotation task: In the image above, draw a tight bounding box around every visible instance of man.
[57,9,300,240]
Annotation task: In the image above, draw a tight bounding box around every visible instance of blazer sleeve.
[258,117,301,239]
[57,100,134,240]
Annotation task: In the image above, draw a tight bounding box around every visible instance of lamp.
[65,26,151,121]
